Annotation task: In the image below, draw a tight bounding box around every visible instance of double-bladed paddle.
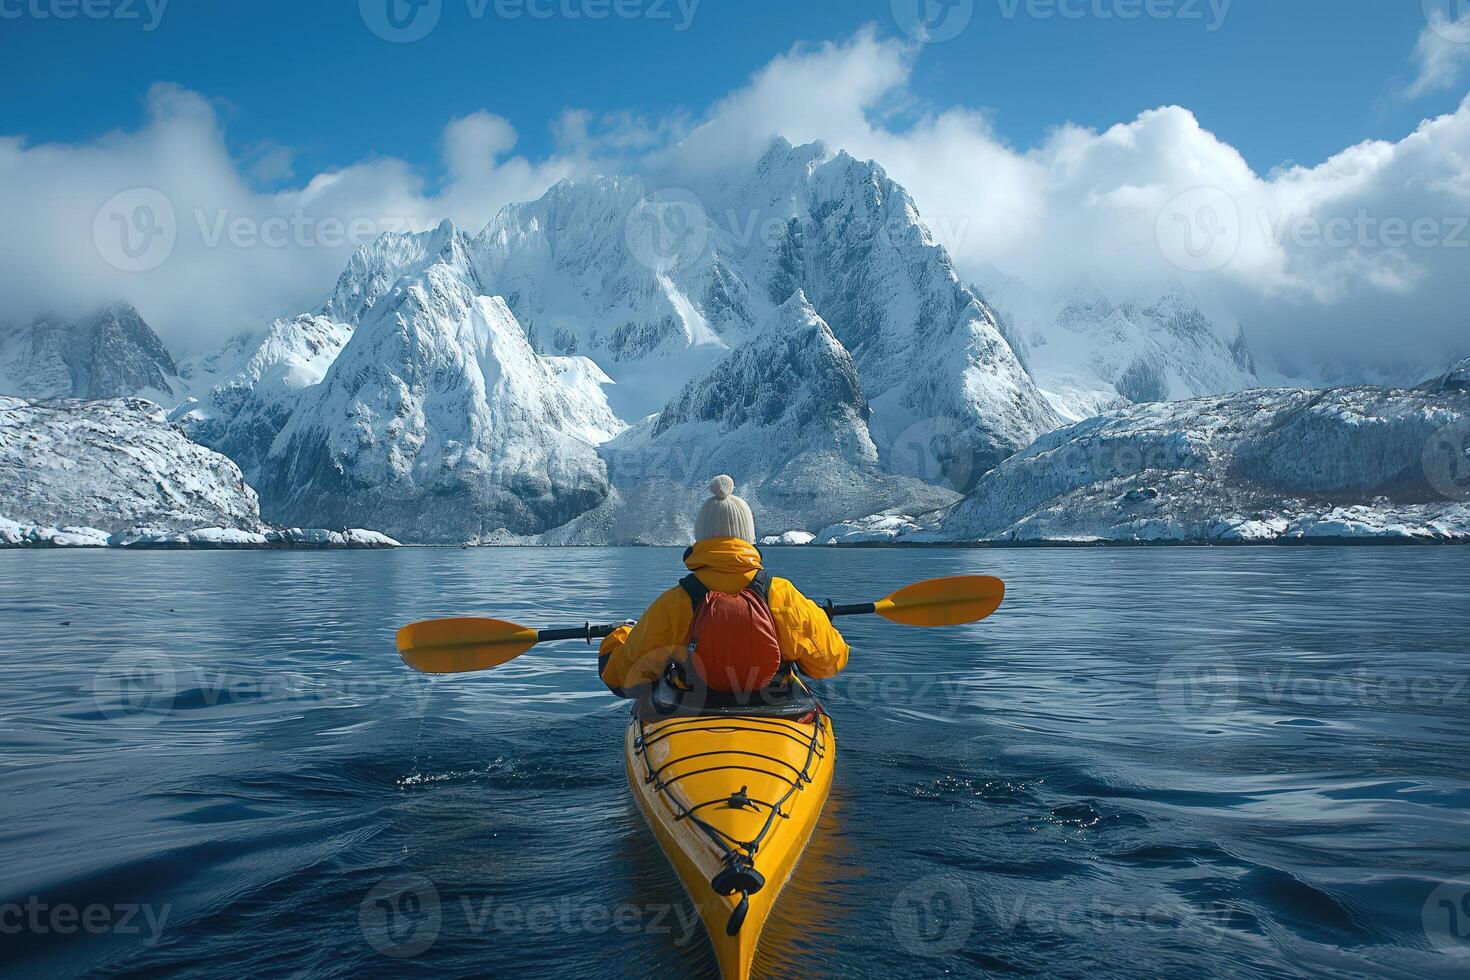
[396,574,1005,675]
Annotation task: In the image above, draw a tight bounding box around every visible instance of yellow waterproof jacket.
[598,538,850,697]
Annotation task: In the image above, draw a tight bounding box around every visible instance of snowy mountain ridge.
[0,395,261,533]
[539,292,959,544]
[814,360,1470,545]
[0,303,181,403]
[258,261,621,542]
[977,270,1259,423]
[13,137,1433,546]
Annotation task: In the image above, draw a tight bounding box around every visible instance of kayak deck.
[625,707,835,980]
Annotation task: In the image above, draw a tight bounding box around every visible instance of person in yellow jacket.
[599,475,850,698]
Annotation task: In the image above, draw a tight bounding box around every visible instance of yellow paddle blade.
[396,618,539,674]
[873,575,1006,627]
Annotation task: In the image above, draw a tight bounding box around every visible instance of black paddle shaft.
[539,600,879,641]
[536,622,625,644]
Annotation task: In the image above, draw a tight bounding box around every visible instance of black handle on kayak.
[537,622,625,644]
[824,601,877,620]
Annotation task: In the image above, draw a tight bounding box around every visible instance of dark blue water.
[2,547,1468,978]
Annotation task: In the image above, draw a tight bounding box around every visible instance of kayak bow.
[624,689,834,980]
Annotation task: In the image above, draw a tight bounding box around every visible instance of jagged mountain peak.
[0,302,180,401]
[261,259,616,542]
[175,312,354,483]
[321,218,479,324]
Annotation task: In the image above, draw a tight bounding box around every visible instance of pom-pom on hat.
[694,475,756,544]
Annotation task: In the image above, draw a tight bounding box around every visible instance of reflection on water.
[2,546,1468,978]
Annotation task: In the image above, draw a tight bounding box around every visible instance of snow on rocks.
[909,379,1470,544]
[534,293,958,545]
[1,518,401,549]
[0,396,401,550]
[814,512,928,545]
[0,303,181,402]
[760,530,815,546]
[0,396,262,533]
[174,314,354,482]
[259,263,618,543]
[0,517,112,548]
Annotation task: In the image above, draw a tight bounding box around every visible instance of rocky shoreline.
[1,519,399,550]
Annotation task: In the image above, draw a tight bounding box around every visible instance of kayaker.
[598,475,850,698]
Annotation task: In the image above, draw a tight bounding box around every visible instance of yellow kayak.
[624,678,835,979]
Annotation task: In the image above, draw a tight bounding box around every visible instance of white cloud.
[0,85,581,353]
[2,28,1468,375]
[1406,11,1470,99]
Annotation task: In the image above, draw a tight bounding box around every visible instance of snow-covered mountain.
[882,359,1470,544]
[718,142,1060,485]
[475,175,751,420]
[25,138,1440,547]
[0,396,261,532]
[0,303,180,402]
[213,138,1058,541]
[465,139,1060,490]
[977,271,1258,423]
[257,262,622,543]
[322,218,481,325]
[538,293,959,544]
[173,314,353,482]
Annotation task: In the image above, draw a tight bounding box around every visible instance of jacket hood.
[684,537,764,593]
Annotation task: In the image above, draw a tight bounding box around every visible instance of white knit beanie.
[694,475,756,544]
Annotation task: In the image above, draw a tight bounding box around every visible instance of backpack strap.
[747,570,772,604]
[681,570,771,610]
[679,573,709,611]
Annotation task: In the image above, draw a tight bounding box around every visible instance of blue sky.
[2,0,1461,180]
